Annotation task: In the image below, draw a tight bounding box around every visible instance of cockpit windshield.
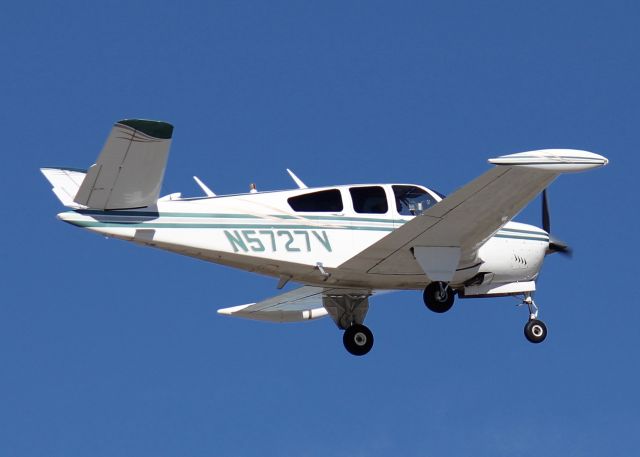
[393,185,439,216]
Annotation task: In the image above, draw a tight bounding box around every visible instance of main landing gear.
[324,294,375,356]
[423,281,455,313]
[522,293,547,343]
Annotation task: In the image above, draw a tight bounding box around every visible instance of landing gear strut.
[522,294,547,343]
[423,281,455,313]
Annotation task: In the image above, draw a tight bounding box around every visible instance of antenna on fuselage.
[286,169,308,189]
[193,176,216,197]
[249,183,258,193]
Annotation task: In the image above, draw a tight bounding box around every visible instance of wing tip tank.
[489,149,608,172]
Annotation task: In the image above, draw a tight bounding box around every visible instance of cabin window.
[349,186,388,214]
[393,185,437,216]
[288,189,343,212]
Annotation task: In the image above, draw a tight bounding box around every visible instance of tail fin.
[72,119,173,210]
[40,167,87,208]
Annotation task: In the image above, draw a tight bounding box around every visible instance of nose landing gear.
[522,294,547,343]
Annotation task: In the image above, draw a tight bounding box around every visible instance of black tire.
[524,319,547,343]
[343,324,374,356]
[423,282,455,313]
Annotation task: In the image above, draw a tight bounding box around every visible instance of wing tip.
[489,149,608,172]
[217,303,254,316]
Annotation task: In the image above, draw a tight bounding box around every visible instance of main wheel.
[524,319,547,343]
[423,282,455,313]
[343,324,374,356]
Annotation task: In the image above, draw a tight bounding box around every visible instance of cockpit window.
[288,189,343,212]
[349,186,388,214]
[393,185,438,216]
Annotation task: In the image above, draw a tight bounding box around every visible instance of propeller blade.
[542,189,572,258]
[542,189,551,233]
[548,236,573,258]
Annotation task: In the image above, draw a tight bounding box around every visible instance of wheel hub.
[524,318,547,344]
[354,333,367,346]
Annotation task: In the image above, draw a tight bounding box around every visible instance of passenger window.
[349,186,388,214]
[393,185,437,216]
[288,189,343,212]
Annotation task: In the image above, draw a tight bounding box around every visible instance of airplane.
[41,119,609,356]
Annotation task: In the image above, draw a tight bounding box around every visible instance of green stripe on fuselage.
[494,234,549,242]
[66,220,395,232]
[76,209,397,224]
[76,209,261,219]
[70,211,547,240]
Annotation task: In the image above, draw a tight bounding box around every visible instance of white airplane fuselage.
[58,183,548,293]
[42,118,610,353]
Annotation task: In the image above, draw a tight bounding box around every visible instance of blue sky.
[1,1,638,455]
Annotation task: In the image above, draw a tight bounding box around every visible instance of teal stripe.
[498,229,547,236]
[77,210,260,219]
[272,214,395,224]
[71,211,547,238]
[494,234,549,242]
[303,215,395,224]
[68,220,395,232]
[77,210,396,224]
[72,219,545,239]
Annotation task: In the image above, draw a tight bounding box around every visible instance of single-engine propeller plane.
[41,119,608,355]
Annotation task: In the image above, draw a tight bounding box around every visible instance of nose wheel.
[522,294,547,343]
[524,319,547,343]
[343,324,374,356]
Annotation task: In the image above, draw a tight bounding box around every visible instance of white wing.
[338,149,608,277]
[218,286,378,323]
[40,167,87,208]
